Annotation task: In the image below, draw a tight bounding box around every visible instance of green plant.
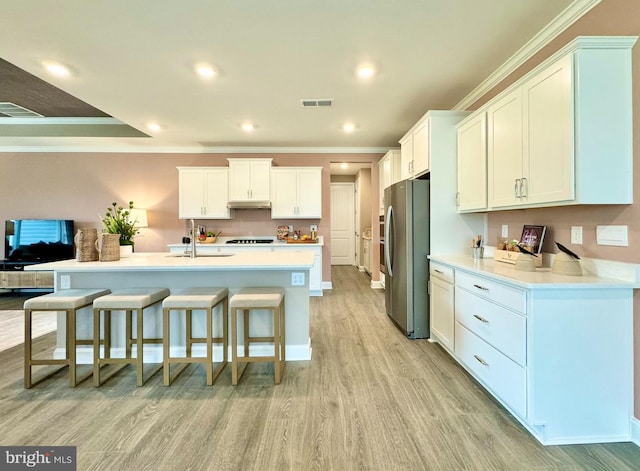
[101,201,140,246]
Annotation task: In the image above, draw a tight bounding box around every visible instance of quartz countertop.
[26,251,315,273]
[429,254,639,290]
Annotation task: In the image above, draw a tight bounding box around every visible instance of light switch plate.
[291,272,305,286]
[501,225,508,238]
[596,225,628,246]
[60,275,71,289]
[571,226,583,245]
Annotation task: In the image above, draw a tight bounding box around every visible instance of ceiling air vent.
[0,102,43,117]
[301,98,333,108]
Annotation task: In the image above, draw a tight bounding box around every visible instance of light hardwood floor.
[0,267,639,470]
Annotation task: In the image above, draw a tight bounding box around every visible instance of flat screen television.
[4,219,75,266]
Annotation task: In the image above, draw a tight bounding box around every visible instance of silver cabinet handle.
[521,177,527,198]
[473,314,489,323]
[514,178,522,198]
[474,355,489,366]
[472,284,489,291]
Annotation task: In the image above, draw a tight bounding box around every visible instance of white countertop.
[429,254,639,289]
[27,251,316,273]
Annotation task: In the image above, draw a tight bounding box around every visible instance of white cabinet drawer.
[430,262,454,284]
[455,288,526,366]
[455,270,526,314]
[455,323,526,418]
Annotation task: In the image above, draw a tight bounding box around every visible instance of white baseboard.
[322,281,332,290]
[55,338,313,364]
[370,280,383,289]
[631,416,640,446]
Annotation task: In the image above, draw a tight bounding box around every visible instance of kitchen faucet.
[189,219,197,258]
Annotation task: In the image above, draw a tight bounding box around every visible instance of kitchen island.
[27,251,316,362]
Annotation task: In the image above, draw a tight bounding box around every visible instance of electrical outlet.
[60,275,71,289]
[288,225,294,234]
[571,226,583,245]
[310,224,318,233]
[501,225,508,238]
[291,272,305,286]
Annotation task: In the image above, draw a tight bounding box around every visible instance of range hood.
[227,200,271,209]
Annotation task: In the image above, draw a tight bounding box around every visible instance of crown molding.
[0,145,391,154]
[454,0,602,110]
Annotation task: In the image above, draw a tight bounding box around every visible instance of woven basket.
[74,228,99,262]
[95,233,120,262]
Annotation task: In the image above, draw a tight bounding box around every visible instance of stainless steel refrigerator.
[384,179,430,339]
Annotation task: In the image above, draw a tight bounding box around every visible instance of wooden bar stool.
[93,288,169,387]
[162,287,229,386]
[24,288,111,388]
[230,287,285,385]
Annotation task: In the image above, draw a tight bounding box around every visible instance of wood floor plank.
[0,267,639,470]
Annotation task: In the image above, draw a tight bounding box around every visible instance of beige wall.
[466,0,640,418]
[0,152,383,284]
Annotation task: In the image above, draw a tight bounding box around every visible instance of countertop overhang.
[27,251,316,273]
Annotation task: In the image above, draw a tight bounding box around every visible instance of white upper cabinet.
[271,167,322,219]
[399,115,430,179]
[487,88,524,208]
[378,150,401,215]
[177,167,231,219]
[399,134,413,180]
[485,36,635,211]
[456,112,487,212]
[228,158,272,202]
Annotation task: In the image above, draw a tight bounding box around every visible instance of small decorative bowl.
[201,236,216,244]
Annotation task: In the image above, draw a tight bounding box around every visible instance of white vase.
[119,245,133,258]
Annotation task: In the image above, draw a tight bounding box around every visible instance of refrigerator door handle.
[385,204,393,277]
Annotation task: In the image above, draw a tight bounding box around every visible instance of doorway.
[330,182,355,265]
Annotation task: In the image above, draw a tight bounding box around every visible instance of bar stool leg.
[163,307,171,386]
[136,308,144,387]
[222,298,229,364]
[93,308,101,387]
[186,310,193,357]
[231,307,239,385]
[273,304,281,384]
[206,306,213,385]
[24,309,33,389]
[67,309,77,387]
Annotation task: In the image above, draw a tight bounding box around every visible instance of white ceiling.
[0,0,581,152]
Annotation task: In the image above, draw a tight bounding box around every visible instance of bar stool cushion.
[93,288,170,309]
[24,288,111,310]
[163,287,229,309]
[230,287,285,309]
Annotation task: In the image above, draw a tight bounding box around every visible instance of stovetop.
[225,239,274,244]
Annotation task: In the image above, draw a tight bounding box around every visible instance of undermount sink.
[167,253,236,258]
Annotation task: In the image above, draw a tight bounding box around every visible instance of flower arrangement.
[101,201,141,246]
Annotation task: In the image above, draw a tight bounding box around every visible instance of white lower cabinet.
[429,263,454,351]
[428,258,634,445]
[455,323,527,417]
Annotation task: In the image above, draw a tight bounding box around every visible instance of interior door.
[330,182,355,265]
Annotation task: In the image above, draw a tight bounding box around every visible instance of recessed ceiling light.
[341,163,349,169]
[342,122,356,133]
[195,64,216,78]
[241,123,255,132]
[44,61,70,77]
[357,65,375,79]
[147,123,162,132]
